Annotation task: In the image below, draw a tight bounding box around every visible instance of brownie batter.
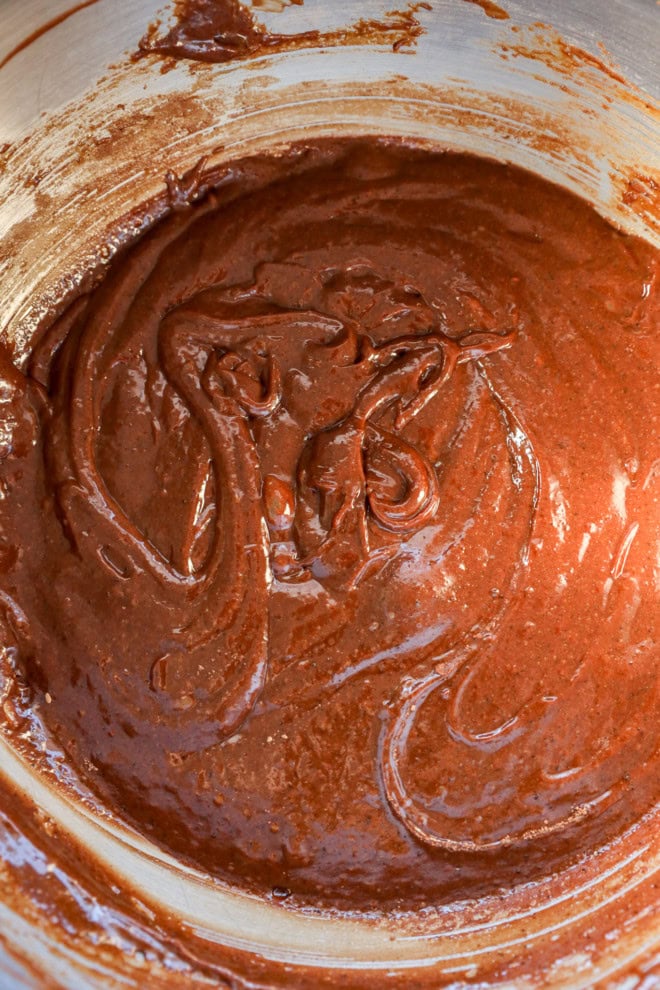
[137,0,430,64]
[0,138,658,912]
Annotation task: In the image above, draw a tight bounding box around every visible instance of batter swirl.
[0,139,657,911]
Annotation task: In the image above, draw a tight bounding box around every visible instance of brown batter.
[0,138,658,914]
[137,0,430,63]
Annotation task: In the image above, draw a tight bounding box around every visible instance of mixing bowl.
[0,1,658,986]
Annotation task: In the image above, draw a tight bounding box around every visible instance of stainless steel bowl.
[0,2,658,986]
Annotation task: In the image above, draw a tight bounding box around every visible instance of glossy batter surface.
[1,139,658,912]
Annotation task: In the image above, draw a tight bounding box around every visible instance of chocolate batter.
[137,0,430,64]
[0,138,658,912]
